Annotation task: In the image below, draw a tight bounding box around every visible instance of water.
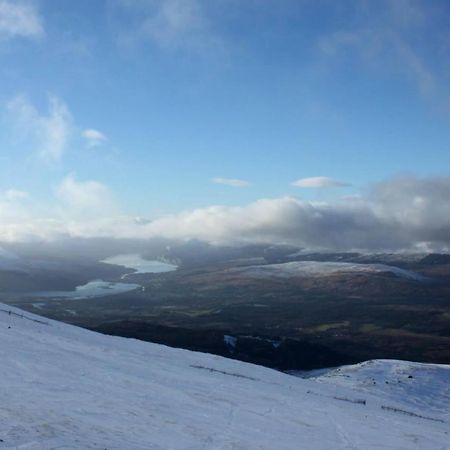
[32,254,178,300]
[101,254,178,277]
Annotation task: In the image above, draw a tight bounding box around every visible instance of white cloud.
[0,177,117,242]
[82,129,107,148]
[55,174,117,218]
[212,177,251,187]
[0,0,44,39]
[291,176,349,188]
[0,175,450,252]
[0,188,33,240]
[7,95,73,162]
[131,176,450,250]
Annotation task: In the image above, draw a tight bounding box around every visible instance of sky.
[1,0,450,251]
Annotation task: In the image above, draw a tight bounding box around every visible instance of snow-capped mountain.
[231,261,428,281]
[0,304,448,450]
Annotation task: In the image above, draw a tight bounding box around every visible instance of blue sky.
[1,0,450,249]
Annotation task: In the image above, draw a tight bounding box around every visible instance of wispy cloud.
[291,177,349,188]
[3,189,28,201]
[82,129,107,148]
[0,0,44,39]
[114,0,223,54]
[212,177,251,187]
[316,0,441,98]
[6,94,73,162]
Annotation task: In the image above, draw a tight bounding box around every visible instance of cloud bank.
[0,175,449,252]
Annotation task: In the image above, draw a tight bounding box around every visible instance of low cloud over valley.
[0,175,449,252]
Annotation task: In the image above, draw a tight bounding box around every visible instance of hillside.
[0,304,449,450]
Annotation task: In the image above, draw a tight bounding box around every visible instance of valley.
[2,245,449,371]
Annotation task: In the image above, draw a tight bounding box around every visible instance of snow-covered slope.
[0,304,448,450]
[310,360,450,421]
[232,261,428,281]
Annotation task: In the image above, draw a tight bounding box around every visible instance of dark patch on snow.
[190,365,259,381]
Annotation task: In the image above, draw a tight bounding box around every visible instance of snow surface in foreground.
[233,261,428,281]
[0,304,448,450]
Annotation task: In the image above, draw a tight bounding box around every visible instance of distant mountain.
[230,260,429,281]
[1,304,448,449]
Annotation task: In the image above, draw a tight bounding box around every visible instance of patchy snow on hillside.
[0,304,448,450]
[232,261,428,281]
